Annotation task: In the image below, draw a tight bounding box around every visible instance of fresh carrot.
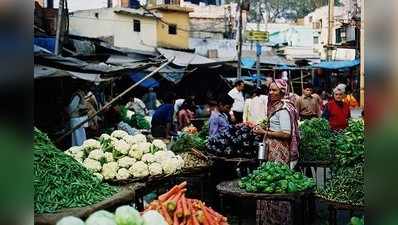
[181,195,190,217]
[173,210,179,225]
[203,207,220,225]
[176,198,184,218]
[207,207,227,222]
[178,181,188,189]
[159,185,183,202]
[160,204,173,225]
[169,189,186,202]
[189,200,200,225]
[198,202,211,225]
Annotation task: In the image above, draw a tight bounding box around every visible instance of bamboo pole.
[56,57,174,143]
[300,69,304,92]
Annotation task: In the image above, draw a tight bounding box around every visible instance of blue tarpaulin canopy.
[241,57,256,69]
[313,59,360,70]
[129,71,159,88]
[34,36,56,53]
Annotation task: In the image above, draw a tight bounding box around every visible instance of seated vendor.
[208,95,234,137]
[151,92,175,139]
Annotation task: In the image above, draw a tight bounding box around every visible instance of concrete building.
[69,8,158,51]
[148,4,193,49]
[181,1,246,40]
[303,5,346,59]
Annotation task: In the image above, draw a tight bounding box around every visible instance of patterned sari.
[256,99,300,225]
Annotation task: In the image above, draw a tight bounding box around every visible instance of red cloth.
[327,100,351,130]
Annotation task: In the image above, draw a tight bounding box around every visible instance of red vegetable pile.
[144,181,228,225]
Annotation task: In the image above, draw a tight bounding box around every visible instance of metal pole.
[56,58,174,143]
[255,0,261,88]
[54,0,65,55]
[359,0,364,108]
[327,0,335,61]
[300,69,304,92]
[237,0,243,79]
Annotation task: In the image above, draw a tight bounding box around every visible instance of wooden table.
[216,179,313,225]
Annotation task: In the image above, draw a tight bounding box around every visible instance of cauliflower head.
[153,150,167,163]
[104,152,114,162]
[83,158,102,172]
[141,153,155,164]
[117,156,136,168]
[114,139,130,155]
[152,139,167,151]
[101,162,119,180]
[148,163,163,176]
[111,130,128,139]
[88,149,104,161]
[135,142,152,153]
[83,139,101,151]
[161,159,178,175]
[99,133,111,141]
[131,134,147,144]
[129,161,149,178]
[129,148,144,160]
[116,168,131,180]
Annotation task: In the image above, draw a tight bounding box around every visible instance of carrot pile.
[144,181,228,225]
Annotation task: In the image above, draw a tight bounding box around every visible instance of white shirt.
[244,95,268,123]
[228,88,245,112]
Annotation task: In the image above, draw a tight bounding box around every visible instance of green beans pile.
[317,163,364,205]
[34,128,118,214]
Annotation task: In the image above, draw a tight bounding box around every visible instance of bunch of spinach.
[170,133,207,153]
[333,119,365,168]
[299,118,334,162]
[239,162,315,193]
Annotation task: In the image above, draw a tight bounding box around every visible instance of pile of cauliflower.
[65,130,184,181]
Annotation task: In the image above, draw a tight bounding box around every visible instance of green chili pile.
[34,128,118,214]
[317,119,365,205]
[239,162,315,193]
[299,118,334,162]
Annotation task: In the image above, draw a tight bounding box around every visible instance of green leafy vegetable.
[299,118,334,161]
[170,133,206,153]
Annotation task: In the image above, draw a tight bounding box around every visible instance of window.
[133,19,141,32]
[168,24,177,35]
[313,36,319,44]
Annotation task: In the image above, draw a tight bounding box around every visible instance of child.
[208,95,234,137]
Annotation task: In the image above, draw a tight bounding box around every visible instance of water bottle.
[258,143,266,160]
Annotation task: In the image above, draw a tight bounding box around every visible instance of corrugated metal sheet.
[157,48,215,67]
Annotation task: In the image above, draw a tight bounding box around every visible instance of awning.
[34,36,56,53]
[129,71,159,88]
[157,48,215,67]
[241,57,256,69]
[313,59,360,69]
[34,65,112,82]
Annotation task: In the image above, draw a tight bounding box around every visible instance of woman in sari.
[253,79,300,225]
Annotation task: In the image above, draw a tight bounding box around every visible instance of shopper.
[177,102,194,130]
[243,87,268,124]
[68,87,89,146]
[295,83,322,120]
[253,79,300,225]
[208,95,234,137]
[142,88,158,116]
[126,96,148,115]
[323,86,351,131]
[151,93,175,139]
[343,87,359,109]
[228,80,245,123]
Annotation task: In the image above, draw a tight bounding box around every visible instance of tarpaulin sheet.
[313,59,360,69]
[129,71,159,88]
[34,36,56,53]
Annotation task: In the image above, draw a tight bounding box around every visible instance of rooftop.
[148,4,194,13]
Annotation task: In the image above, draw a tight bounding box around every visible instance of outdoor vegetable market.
[34,75,364,225]
[34,2,365,222]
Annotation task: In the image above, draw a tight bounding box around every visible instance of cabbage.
[86,210,116,225]
[114,205,144,225]
[142,210,168,225]
[56,216,85,225]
